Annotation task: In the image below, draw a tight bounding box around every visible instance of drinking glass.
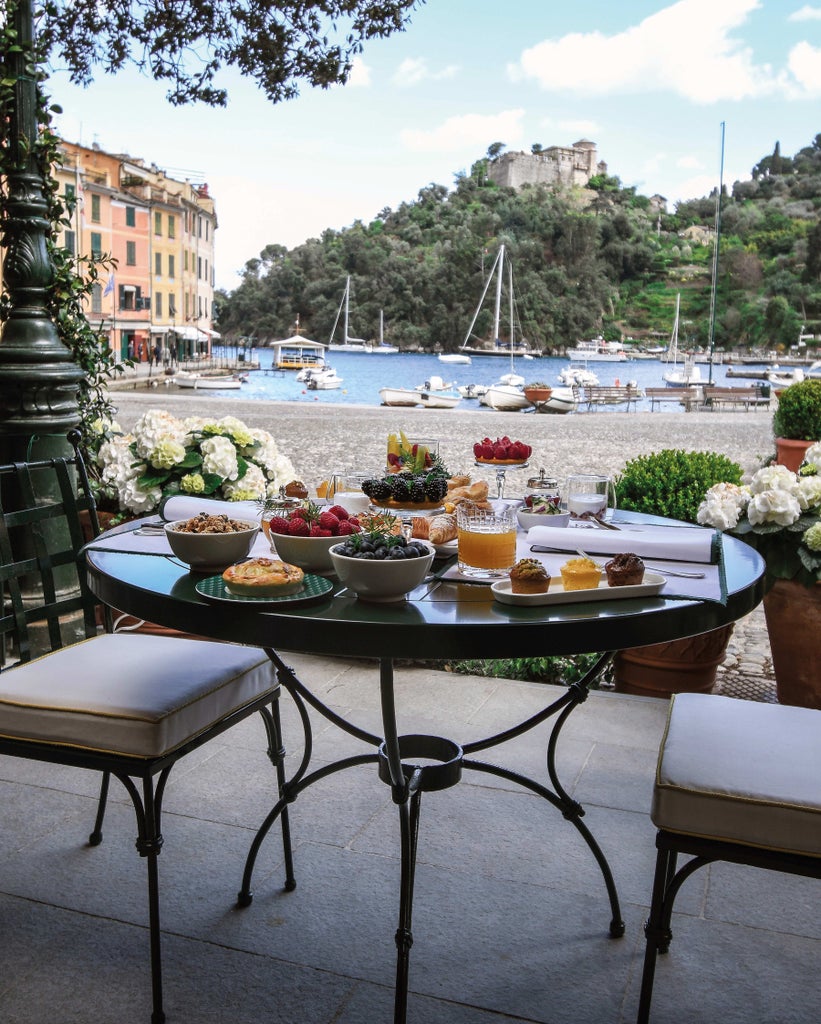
[564,474,617,521]
[456,505,517,578]
[328,472,372,513]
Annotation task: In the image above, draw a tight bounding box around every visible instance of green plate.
[195,573,334,607]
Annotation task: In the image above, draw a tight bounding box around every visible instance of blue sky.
[50,0,821,292]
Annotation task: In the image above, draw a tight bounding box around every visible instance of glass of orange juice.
[456,505,517,578]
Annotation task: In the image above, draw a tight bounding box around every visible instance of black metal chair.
[0,438,293,1023]
[637,692,821,1023]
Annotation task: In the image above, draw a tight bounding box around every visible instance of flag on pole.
[102,275,114,297]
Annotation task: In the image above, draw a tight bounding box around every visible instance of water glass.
[565,474,616,521]
[456,505,517,578]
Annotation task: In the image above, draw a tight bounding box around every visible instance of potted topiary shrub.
[772,378,821,471]
[611,449,743,698]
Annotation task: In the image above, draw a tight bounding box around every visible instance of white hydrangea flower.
[148,438,186,470]
[746,489,801,527]
[215,416,254,449]
[119,477,164,515]
[796,475,821,511]
[697,483,748,531]
[132,409,186,460]
[803,442,821,473]
[200,435,239,481]
[748,464,800,496]
[223,462,266,500]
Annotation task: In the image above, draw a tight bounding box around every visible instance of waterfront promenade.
[109,385,777,702]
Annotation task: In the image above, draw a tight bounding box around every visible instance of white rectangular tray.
[491,572,666,607]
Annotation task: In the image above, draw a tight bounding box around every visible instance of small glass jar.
[524,469,560,508]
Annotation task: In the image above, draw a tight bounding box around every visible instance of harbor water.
[212,348,755,413]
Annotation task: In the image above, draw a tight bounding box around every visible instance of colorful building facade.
[56,141,218,363]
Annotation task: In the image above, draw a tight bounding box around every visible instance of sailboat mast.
[493,243,505,348]
[707,121,725,386]
[344,276,351,344]
[508,254,515,373]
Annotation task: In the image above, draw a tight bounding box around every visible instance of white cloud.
[347,57,371,87]
[678,155,704,169]
[400,109,526,153]
[508,0,788,103]
[393,58,460,86]
[788,4,821,20]
[557,119,600,136]
[642,152,668,176]
[787,41,821,95]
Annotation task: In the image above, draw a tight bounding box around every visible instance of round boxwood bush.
[615,449,742,525]
[772,378,821,441]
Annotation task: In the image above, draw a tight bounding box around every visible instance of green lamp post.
[0,0,84,464]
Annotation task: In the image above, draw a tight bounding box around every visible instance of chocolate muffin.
[604,552,645,586]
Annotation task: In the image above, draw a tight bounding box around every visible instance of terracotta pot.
[763,578,821,709]
[775,437,814,472]
[613,624,735,699]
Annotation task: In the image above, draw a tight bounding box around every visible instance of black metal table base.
[237,649,624,1023]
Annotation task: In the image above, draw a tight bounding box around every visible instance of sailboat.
[328,279,398,353]
[662,293,703,387]
[460,248,537,359]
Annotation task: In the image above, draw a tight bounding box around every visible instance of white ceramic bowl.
[165,519,259,571]
[329,541,435,601]
[517,509,571,531]
[268,531,340,574]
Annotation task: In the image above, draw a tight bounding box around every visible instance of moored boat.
[379,386,421,407]
[565,337,628,361]
[438,352,472,365]
[304,366,343,390]
[175,371,244,390]
[532,386,577,414]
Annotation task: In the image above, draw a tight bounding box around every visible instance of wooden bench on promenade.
[645,387,700,411]
[578,385,641,411]
[703,386,770,411]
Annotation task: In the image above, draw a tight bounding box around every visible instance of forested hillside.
[216,136,821,355]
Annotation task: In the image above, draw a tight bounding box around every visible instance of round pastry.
[222,557,304,597]
[509,558,551,595]
[284,480,309,499]
[604,552,645,587]
[559,556,602,592]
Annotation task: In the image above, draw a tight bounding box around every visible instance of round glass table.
[84,516,765,1024]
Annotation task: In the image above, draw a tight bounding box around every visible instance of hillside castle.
[487,139,607,191]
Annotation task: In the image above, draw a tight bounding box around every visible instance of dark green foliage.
[615,450,743,524]
[217,135,821,352]
[443,653,605,688]
[772,379,821,441]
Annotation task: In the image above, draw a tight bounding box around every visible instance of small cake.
[509,558,551,594]
[559,556,602,592]
[604,552,645,586]
[222,557,304,597]
[284,480,309,499]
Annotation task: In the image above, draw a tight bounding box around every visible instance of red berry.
[318,511,340,531]
[336,520,356,535]
[288,507,309,521]
[493,442,507,460]
[473,442,484,458]
[481,442,495,459]
[268,516,291,535]
[287,517,310,536]
[348,517,361,532]
[327,504,349,520]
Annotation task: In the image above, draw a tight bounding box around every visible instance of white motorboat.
[328,282,399,353]
[303,366,343,390]
[565,337,628,361]
[483,383,531,412]
[175,371,243,390]
[532,386,577,414]
[379,386,421,407]
[415,375,454,393]
[765,366,805,388]
[457,382,488,399]
[438,352,472,365]
[558,362,600,387]
[417,387,461,409]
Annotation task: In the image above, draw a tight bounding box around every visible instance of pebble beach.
[108,388,778,701]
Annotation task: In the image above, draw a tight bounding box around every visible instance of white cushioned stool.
[637,692,821,1023]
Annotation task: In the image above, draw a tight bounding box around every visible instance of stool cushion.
[0,634,275,759]
[652,693,821,857]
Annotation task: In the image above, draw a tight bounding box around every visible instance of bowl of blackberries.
[330,519,435,601]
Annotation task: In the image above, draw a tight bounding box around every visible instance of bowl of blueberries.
[329,532,435,602]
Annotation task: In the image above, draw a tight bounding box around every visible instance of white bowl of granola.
[164,513,259,571]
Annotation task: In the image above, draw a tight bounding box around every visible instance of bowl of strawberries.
[266,503,362,573]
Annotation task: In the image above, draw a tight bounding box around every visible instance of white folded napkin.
[527,522,717,563]
[160,495,264,524]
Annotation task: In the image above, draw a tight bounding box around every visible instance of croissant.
[428,514,457,545]
[446,480,489,503]
[448,474,471,488]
